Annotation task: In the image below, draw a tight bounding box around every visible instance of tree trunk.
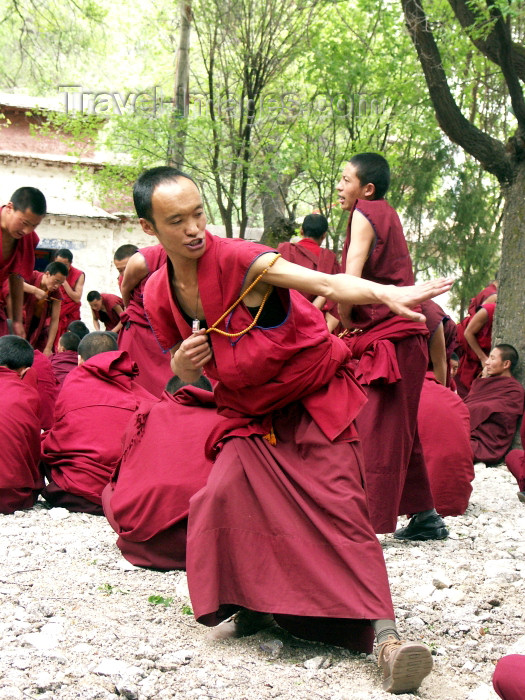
[259,177,296,247]
[167,0,192,168]
[493,159,525,386]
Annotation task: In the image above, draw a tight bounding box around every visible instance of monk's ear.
[363,182,375,199]
[503,359,511,371]
[139,217,156,237]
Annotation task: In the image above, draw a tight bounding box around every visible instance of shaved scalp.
[59,331,80,352]
[67,321,90,339]
[0,335,34,369]
[133,166,197,225]
[350,153,391,199]
[165,374,213,395]
[114,244,139,260]
[495,343,519,372]
[86,290,102,302]
[11,187,47,216]
[55,248,73,262]
[78,332,118,361]
[45,261,68,276]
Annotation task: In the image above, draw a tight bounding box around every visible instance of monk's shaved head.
[0,335,34,369]
[78,332,118,362]
[68,321,89,339]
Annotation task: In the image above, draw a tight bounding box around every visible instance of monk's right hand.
[172,330,212,378]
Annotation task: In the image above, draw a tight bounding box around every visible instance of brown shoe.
[207,609,277,641]
[377,635,433,694]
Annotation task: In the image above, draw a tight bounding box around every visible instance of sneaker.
[207,609,277,640]
[518,491,525,504]
[377,635,433,694]
[394,512,449,541]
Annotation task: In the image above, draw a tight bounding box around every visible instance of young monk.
[87,291,124,332]
[0,335,43,513]
[102,375,227,570]
[117,244,172,396]
[50,331,81,387]
[41,332,154,514]
[336,153,447,541]
[113,244,139,290]
[67,320,89,340]
[456,302,496,397]
[137,166,453,694]
[0,187,46,338]
[53,249,85,348]
[20,261,68,355]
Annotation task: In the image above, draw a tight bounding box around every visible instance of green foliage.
[181,603,193,615]
[148,594,174,607]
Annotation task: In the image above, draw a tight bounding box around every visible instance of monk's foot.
[518,491,525,504]
[394,512,448,541]
[207,609,277,641]
[377,635,433,694]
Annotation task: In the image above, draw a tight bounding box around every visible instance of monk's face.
[114,257,130,275]
[89,299,103,312]
[449,358,459,378]
[55,256,71,270]
[485,348,509,377]
[140,178,207,262]
[336,163,373,211]
[2,204,44,239]
[43,272,66,293]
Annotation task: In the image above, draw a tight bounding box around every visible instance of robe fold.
[493,655,525,700]
[341,198,433,533]
[56,265,83,346]
[50,350,79,387]
[467,282,498,317]
[277,239,340,313]
[418,373,474,516]
[505,416,525,491]
[118,244,172,397]
[103,386,227,570]
[456,302,496,397]
[466,375,525,464]
[144,231,394,652]
[41,350,154,513]
[94,293,123,331]
[29,350,59,431]
[0,366,43,513]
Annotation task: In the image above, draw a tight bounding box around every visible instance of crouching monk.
[138,167,453,694]
[102,375,227,570]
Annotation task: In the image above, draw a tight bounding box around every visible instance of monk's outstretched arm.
[250,253,453,323]
[9,274,26,338]
[464,308,490,364]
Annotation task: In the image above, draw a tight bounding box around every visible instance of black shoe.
[394,512,449,541]
[518,492,525,504]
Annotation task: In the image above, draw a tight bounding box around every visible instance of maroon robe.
[22,271,58,351]
[493,655,525,700]
[466,375,525,464]
[456,302,496,397]
[93,293,123,331]
[277,238,340,313]
[467,282,498,317]
[0,207,39,336]
[418,373,474,516]
[505,416,525,491]
[41,350,154,514]
[421,299,458,382]
[102,386,227,570]
[50,350,78,387]
[29,350,58,431]
[143,231,394,653]
[55,265,83,348]
[0,366,43,513]
[341,198,433,533]
[118,244,172,397]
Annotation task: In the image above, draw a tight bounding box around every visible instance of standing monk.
[337,153,447,540]
[87,291,124,332]
[139,166,452,694]
[20,261,68,355]
[113,244,139,291]
[54,249,85,348]
[0,187,46,338]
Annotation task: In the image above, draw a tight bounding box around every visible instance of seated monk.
[456,302,495,397]
[67,320,89,340]
[50,331,80,387]
[504,412,525,503]
[0,336,43,513]
[41,332,154,514]
[417,372,474,516]
[23,350,59,431]
[465,344,525,466]
[87,291,124,332]
[102,375,228,570]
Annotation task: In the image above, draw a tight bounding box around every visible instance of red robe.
[55,265,83,348]
[341,198,433,533]
[102,386,227,570]
[93,293,123,331]
[493,655,525,700]
[277,238,340,313]
[466,375,525,464]
[418,373,474,516]
[22,271,57,351]
[0,207,39,336]
[28,350,58,431]
[0,366,43,513]
[50,350,79,387]
[118,244,172,397]
[456,302,496,397]
[143,231,394,653]
[41,350,154,514]
[467,282,498,317]
[505,416,525,491]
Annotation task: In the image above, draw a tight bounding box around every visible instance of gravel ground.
[1,462,524,700]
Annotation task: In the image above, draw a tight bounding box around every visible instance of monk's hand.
[173,330,212,375]
[379,278,454,322]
